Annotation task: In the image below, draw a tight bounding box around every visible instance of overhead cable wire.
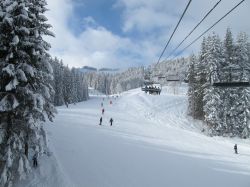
[156,0,192,65]
[165,0,222,60]
[170,0,246,60]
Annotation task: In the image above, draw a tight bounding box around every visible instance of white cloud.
[45,0,250,69]
[122,7,176,33]
[46,0,157,69]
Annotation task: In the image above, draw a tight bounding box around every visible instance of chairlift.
[154,74,166,80]
[167,75,180,82]
[210,68,250,87]
[142,68,162,95]
[158,76,166,79]
[183,78,189,83]
[141,83,162,95]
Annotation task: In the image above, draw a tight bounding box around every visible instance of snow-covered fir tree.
[192,37,209,120]
[51,58,64,106]
[0,0,56,186]
[203,33,225,134]
[187,54,200,118]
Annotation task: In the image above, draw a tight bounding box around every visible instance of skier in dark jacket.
[33,152,38,168]
[234,144,238,154]
[110,118,113,126]
[102,108,105,115]
[99,117,102,125]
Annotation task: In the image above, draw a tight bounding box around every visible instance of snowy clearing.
[43,85,250,187]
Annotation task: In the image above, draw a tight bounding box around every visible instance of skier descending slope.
[32,152,38,168]
[99,117,103,125]
[110,118,113,126]
[234,144,238,154]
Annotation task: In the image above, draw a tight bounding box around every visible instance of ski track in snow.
[24,85,250,187]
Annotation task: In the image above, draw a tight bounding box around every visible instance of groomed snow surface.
[27,85,250,187]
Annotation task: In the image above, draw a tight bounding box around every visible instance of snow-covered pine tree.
[247,41,250,67]
[51,58,64,106]
[187,54,199,118]
[63,65,72,106]
[235,32,249,68]
[75,70,82,102]
[217,29,236,136]
[223,28,234,67]
[82,75,89,101]
[0,0,55,186]
[70,68,78,103]
[203,33,225,135]
[232,32,250,137]
[193,37,210,120]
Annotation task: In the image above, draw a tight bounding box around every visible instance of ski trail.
[43,85,250,187]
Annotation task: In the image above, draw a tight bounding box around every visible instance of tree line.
[51,58,89,107]
[84,58,189,95]
[84,67,145,95]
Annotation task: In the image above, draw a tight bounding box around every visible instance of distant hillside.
[79,66,97,72]
[78,66,121,74]
[98,68,120,73]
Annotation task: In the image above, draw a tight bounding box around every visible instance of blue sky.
[69,0,123,36]
[46,0,250,69]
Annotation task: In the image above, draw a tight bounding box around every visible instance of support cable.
[166,0,222,60]
[171,0,245,60]
[156,0,192,65]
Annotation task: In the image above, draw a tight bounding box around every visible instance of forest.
[187,29,250,138]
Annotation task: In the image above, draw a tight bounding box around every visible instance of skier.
[110,100,112,105]
[102,108,105,115]
[99,117,102,125]
[101,102,103,107]
[110,118,113,126]
[234,144,238,154]
[33,152,38,168]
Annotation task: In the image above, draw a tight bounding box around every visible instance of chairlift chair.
[154,73,166,80]
[166,75,180,82]
[141,69,162,95]
[141,82,162,95]
[210,68,250,87]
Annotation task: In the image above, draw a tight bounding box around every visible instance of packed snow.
[26,85,250,187]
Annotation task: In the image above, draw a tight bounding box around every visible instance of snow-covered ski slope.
[46,85,250,187]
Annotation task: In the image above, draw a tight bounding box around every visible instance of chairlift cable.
[165,0,222,60]
[156,0,192,65]
[170,0,246,60]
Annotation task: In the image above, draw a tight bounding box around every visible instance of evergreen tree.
[203,34,224,133]
[194,37,209,120]
[51,58,64,106]
[0,0,55,186]
[223,28,234,67]
[187,54,200,118]
[63,65,72,106]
